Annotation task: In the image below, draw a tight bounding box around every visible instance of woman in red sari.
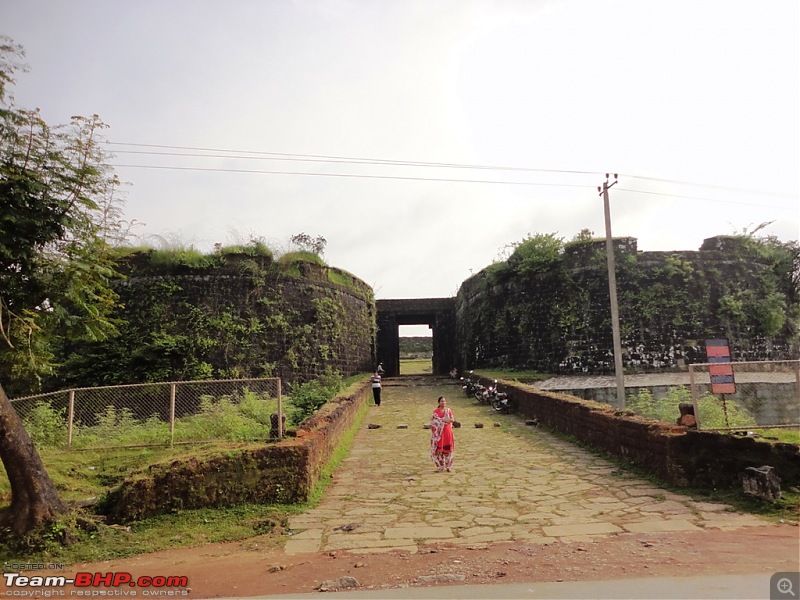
[430,396,455,472]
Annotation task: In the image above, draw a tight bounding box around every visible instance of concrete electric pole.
[598,173,626,409]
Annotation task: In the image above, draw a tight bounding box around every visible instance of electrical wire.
[614,188,793,211]
[622,173,795,199]
[106,141,603,176]
[106,141,798,209]
[109,163,593,188]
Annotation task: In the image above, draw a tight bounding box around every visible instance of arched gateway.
[375,298,456,377]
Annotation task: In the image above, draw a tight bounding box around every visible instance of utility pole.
[598,173,626,409]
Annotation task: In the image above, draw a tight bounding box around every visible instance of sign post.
[705,338,735,427]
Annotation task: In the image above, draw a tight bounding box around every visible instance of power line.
[109,163,593,188]
[107,141,798,200]
[106,142,798,211]
[622,173,795,199]
[111,148,587,174]
[615,188,794,211]
[108,162,796,210]
[106,141,602,177]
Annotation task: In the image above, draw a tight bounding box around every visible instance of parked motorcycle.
[488,379,511,412]
[474,382,489,404]
[461,371,478,398]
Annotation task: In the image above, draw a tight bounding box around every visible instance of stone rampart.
[64,251,376,388]
[456,235,798,374]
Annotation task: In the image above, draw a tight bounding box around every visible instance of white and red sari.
[430,406,455,471]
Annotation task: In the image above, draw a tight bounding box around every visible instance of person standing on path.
[370,370,382,406]
[430,396,455,472]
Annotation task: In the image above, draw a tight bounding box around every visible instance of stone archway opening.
[398,325,433,375]
[376,298,456,377]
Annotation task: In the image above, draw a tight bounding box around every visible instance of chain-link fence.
[10,378,282,450]
[687,360,799,431]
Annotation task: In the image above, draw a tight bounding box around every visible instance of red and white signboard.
[705,338,736,394]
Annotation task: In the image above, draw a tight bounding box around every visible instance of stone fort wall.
[455,236,798,375]
[64,251,376,389]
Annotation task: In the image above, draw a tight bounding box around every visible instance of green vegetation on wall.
[456,232,799,374]
[50,242,375,392]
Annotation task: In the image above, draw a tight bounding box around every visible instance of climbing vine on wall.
[49,244,375,392]
[456,233,799,374]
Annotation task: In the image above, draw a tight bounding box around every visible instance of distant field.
[400,358,432,375]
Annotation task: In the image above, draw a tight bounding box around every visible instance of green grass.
[277,251,326,266]
[0,382,372,564]
[625,387,799,443]
[400,358,432,375]
[18,390,286,452]
[749,428,800,444]
[327,268,366,294]
[0,444,230,506]
[2,379,363,507]
[1,501,303,564]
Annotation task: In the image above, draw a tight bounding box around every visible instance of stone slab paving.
[283,378,771,555]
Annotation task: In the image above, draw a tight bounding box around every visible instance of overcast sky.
[3,0,798,335]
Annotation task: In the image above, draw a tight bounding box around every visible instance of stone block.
[740,465,781,501]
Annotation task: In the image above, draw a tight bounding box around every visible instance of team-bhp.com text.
[3,573,189,597]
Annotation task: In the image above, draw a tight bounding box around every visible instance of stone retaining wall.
[105,381,371,522]
[490,377,800,489]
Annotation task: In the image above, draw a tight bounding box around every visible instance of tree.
[0,38,126,534]
[1,40,125,395]
[0,384,66,536]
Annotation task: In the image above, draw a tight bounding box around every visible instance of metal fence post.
[795,361,800,405]
[170,383,176,447]
[67,390,75,448]
[688,365,701,430]
[277,378,283,441]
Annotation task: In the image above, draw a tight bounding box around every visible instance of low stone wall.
[490,377,800,490]
[105,381,371,523]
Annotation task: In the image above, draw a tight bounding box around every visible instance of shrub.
[22,401,67,449]
[174,393,273,442]
[70,389,277,447]
[288,369,343,424]
[73,406,170,448]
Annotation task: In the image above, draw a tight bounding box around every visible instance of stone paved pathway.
[284,377,767,556]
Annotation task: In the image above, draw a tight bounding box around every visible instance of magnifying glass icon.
[777,578,796,597]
